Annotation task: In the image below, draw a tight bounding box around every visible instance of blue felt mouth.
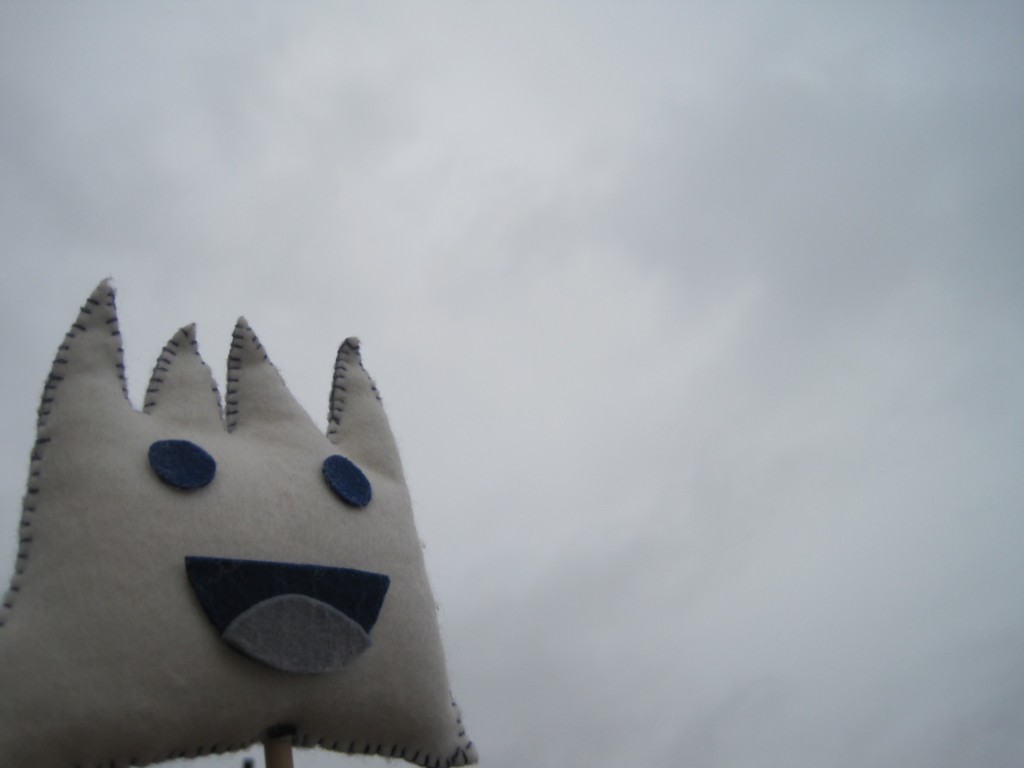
[185,556,390,673]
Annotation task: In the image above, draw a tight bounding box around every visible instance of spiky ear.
[4,281,132,613]
[327,338,405,479]
[35,279,131,436]
[143,324,223,430]
[226,318,324,439]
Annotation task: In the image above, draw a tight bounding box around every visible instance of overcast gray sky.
[2,2,1023,767]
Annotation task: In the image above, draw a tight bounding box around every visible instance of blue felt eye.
[149,439,217,490]
[322,455,372,508]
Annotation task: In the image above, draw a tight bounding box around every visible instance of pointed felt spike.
[6,280,132,608]
[326,338,404,478]
[225,318,318,436]
[143,324,224,429]
[35,280,131,435]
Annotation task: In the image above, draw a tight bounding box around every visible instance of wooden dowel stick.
[263,735,294,768]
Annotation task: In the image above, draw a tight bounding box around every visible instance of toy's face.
[155,437,390,676]
[133,381,395,675]
[0,282,475,768]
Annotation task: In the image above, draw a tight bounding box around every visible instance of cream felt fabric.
[0,282,476,768]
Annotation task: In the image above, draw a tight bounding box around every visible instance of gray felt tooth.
[225,318,317,436]
[327,338,404,478]
[142,324,223,429]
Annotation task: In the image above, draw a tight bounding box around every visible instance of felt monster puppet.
[0,282,476,768]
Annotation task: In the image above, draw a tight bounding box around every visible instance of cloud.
[1,3,1023,767]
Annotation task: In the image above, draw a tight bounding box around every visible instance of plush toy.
[0,281,476,768]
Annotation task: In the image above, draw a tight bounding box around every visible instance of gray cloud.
[1,2,1022,767]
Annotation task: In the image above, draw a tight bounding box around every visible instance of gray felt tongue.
[222,594,372,674]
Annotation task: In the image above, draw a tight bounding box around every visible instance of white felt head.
[0,281,476,768]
